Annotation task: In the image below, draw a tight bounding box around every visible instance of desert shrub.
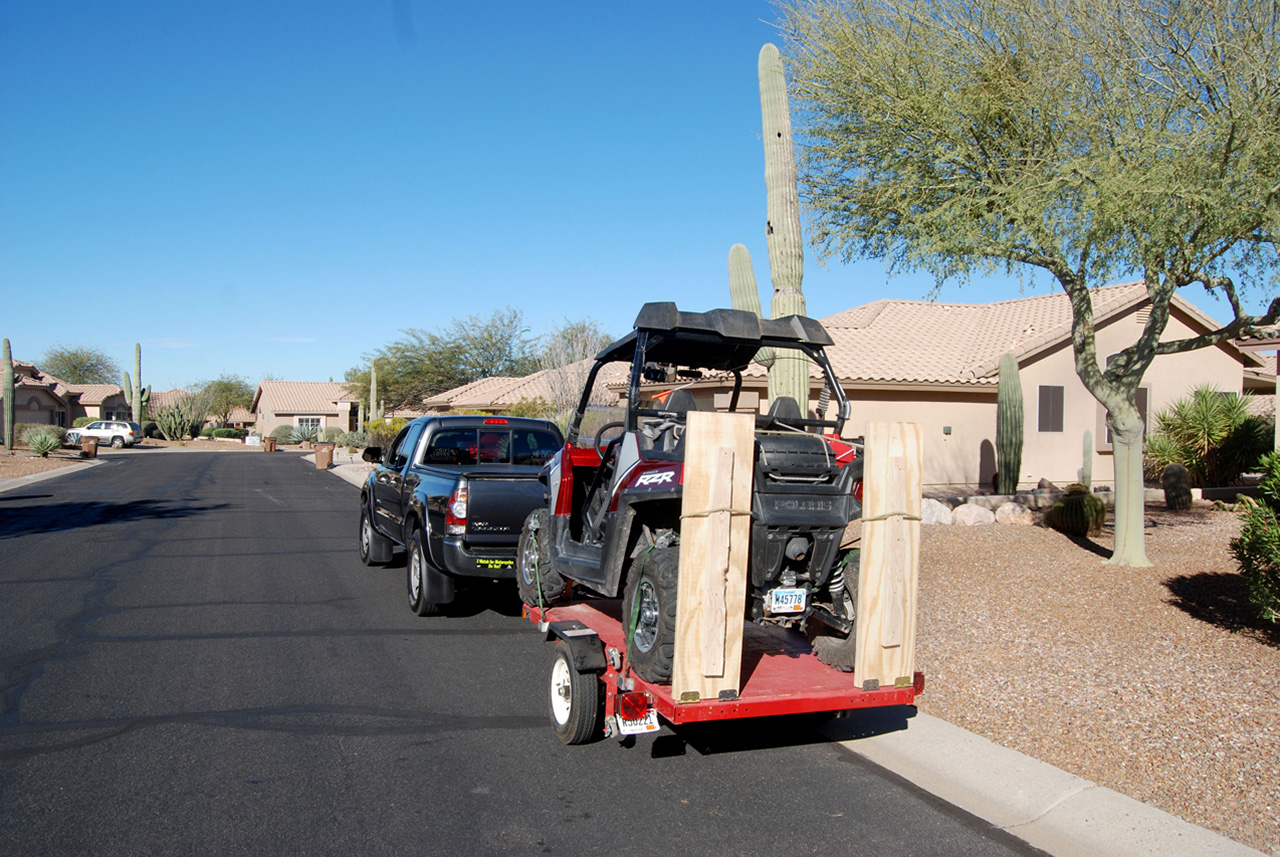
[26,428,62,457]
[15,424,65,447]
[73,416,94,428]
[1231,451,1280,623]
[341,430,368,448]
[323,427,343,442]
[211,428,247,439]
[367,417,409,450]
[141,421,159,438]
[288,424,319,444]
[1144,386,1273,488]
[269,425,294,442]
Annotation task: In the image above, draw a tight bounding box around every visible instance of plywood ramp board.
[672,411,755,702]
[854,422,922,690]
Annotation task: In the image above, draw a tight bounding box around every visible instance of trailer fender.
[544,620,607,673]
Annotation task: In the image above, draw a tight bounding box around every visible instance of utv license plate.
[769,588,807,614]
[617,709,660,736]
[475,558,514,570]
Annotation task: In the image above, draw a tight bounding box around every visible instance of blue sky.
[0,2,1264,391]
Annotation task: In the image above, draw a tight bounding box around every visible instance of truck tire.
[407,530,444,617]
[549,641,602,744]
[359,507,393,567]
[621,546,679,684]
[517,509,568,609]
[807,552,859,671]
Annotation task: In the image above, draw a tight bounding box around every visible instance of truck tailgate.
[463,474,546,547]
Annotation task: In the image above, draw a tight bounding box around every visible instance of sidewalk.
[317,456,1267,857]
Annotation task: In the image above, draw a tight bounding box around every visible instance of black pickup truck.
[358,415,564,616]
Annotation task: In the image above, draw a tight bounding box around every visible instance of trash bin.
[81,437,98,459]
[263,436,277,452]
[314,442,335,469]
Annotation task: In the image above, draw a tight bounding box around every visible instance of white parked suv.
[66,420,143,448]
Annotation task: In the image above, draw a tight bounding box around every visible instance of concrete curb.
[824,711,1266,857]
[0,459,101,494]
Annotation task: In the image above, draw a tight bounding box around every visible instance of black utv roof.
[594,303,834,372]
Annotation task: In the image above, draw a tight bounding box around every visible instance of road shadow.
[1163,571,1280,648]
[0,499,229,540]
[644,705,916,758]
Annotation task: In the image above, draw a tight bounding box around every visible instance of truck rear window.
[423,428,561,466]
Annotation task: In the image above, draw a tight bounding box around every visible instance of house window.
[1038,386,1064,432]
[297,417,321,432]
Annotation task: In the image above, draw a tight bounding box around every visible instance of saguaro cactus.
[727,244,775,369]
[759,43,809,410]
[1079,429,1093,489]
[995,352,1023,495]
[3,338,14,451]
[368,363,384,423]
[122,343,150,424]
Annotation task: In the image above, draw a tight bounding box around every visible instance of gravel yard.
[915,504,1279,854]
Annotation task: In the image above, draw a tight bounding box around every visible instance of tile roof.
[148,389,192,411]
[423,377,522,410]
[253,381,350,415]
[64,384,126,405]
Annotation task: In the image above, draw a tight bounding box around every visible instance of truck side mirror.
[362,446,383,463]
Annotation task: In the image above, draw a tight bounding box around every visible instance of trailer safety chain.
[860,511,922,523]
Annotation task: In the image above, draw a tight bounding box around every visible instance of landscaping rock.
[952,502,996,525]
[995,500,1035,525]
[921,498,954,525]
[1035,478,1060,494]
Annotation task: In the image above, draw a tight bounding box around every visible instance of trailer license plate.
[769,587,807,614]
[617,709,660,736]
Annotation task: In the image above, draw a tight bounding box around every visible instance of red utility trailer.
[526,599,924,744]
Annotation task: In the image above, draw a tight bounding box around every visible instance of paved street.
[0,451,1043,856]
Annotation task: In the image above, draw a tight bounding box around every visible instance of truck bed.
[526,600,917,725]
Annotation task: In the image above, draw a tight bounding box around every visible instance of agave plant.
[288,424,320,445]
[26,429,62,458]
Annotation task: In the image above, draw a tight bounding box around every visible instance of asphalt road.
[0,450,1046,856]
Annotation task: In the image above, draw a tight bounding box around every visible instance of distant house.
[65,385,131,422]
[0,360,73,435]
[250,381,360,437]
[434,284,1274,491]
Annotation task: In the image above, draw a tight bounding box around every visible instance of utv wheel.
[407,530,444,617]
[807,551,860,671]
[621,546,679,684]
[517,509,568,609]
[359,507,392,566]
[549,641,602,745]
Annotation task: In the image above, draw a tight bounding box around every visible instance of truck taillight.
[446,485,468,535]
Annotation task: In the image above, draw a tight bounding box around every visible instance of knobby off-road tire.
[549,641,602,745]
[359,507,393,567]
[407,530,444,617]
[516,509,568,609]
[806,550,859,671]
[621,546,679,684]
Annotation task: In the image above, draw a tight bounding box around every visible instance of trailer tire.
[517,509,568,609]
[549,641,602,744]
[807,552,859,671]
[621,546,679,684]
[407,530,444,617]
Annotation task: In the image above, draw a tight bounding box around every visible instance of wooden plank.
[855,422,922,688]
[672,411,755,701]
[700,447,734,676]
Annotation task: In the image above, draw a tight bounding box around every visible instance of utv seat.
[765,395,805,431]
[649,388,698,454]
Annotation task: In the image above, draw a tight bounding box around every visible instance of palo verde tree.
[196,373,255,427]
[39,344,121,385]
[778,0,1280,565]
[536,318,615,428]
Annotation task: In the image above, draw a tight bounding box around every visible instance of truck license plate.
[769,587,807,614]
[617,709,660,736]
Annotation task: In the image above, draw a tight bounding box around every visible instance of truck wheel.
[807,553,859,671]
[549,640,601,744]
[622,546,679,684]
[407,530,444,617]
[517,509,567,609]
[359,507,393,567]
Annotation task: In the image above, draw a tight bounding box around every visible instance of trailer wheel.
[549,641,602,744]
[407,531,444,617]
[807,552,859,671]
[517,509,568,609]
[621,546,679,683]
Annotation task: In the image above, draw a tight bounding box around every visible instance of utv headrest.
[767,396,803,421]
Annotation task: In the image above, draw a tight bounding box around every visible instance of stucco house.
[250,381,360,437]
[433,284,1274,492]
[0,360,73,434]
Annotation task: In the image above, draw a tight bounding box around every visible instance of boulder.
[1035,478,1060,494]
[921,498,954,525]
[995,500,1035,525]
[952,502,996,526]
